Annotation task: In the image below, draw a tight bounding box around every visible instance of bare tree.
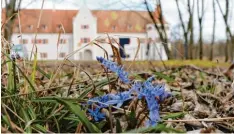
[197,0,205,60]
[175,0,194,59]
[144,0,172,59]
[216,0,234,62]
[187,0,195,59]
[175,0,188,59]
[209,0,216,61]
[224,0,229,62]
[3,0,22,53]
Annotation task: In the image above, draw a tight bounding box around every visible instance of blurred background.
[2,0,234,62]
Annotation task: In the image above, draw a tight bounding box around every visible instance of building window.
[41,24,47,30]
[81,38,90,43]
[37,39,42,44]
[32,39,48,44]
[59,39,66,44]
[27,25,33,30]
[96,38,106,43]
[40,53,47,58]
[42,39,48,44]
[19,39,28,44]
[59,52,66,58]
[81,25,89,29]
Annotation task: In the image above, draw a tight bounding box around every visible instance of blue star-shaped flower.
[129,76,171,126]
[87,108,105,122]
[96,56,130,84]
[88,91,132,108]
[87,74,171,127]
[106,91,132,108]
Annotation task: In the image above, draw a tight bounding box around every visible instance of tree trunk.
[175,0,191,59]
[199,19,203,60]
[209,0,216,61]
[4,20,14,43]
[188,0,195,59]
[225,0,229,62]
[216,0,233,62]
[144,0,172,59]
[232,36,234,61]
[184,32,188,59]
[4,0,18,54]
[189,23,194,59]
[197,0,204,60]
[225,35,229,62]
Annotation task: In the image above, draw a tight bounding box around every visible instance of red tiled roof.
[2,7,166,33]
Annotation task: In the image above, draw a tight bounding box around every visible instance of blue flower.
[86,71,171,127]
[88,94,111,108]
[146,75,155,83]
[96,56,130,84]
[159,90,171,103]
[106,91,132,108]
[88,108,105,122]
[88,91,132,108]
[129,76,171,126]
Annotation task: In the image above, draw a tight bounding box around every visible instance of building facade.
[6,5,170,61]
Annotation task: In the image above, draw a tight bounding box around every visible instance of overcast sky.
[2,0,234,42]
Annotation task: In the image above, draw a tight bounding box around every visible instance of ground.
[1,59,234,133]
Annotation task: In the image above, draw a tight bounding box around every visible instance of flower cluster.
[86,57,171,126]
[88,91,132,108]
[87,108,105,122]
[87,91,132,122]
[10,53,21,61]
[96,56,130,84]
[130,76,171,126]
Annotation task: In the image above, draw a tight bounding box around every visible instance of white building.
[7,5,170,61]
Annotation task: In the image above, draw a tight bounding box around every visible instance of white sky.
[2,0,234,42]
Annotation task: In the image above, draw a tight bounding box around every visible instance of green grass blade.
[63,117,80,122]
[54,98,101,133]
[53,116,60,133]
[154,72,174,83]
[21,108,32,133]
[27,106,37,120]
[31,52,38,86]
[6,58,14,93]
[32,124,47,133]
[162,112,185,120]
[34,97,101,133]
[36,65,51,79]
[1,60,11,66]
[94,120,106,130]
[2,52,36,91]
[2,115,11,127]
